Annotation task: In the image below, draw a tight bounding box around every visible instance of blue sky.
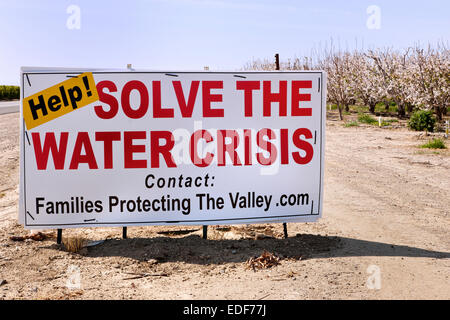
[0,0,449,84]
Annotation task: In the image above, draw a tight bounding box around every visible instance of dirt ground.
[0,111,449,300]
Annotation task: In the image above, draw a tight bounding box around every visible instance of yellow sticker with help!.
[23,72,99,130]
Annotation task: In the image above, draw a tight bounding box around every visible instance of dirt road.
[0,112,449,300]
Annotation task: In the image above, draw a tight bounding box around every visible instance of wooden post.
[123,227,127,239]
[445,120,449,138]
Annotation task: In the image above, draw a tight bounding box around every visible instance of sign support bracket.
[283,223,288,239]
[57,229,62,244]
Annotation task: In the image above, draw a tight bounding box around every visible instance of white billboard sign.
[19,68,326,229]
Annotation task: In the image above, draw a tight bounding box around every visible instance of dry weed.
[246,250,280,271]
[63,237,87,253]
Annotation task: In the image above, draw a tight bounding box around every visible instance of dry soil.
[0,111,449,300]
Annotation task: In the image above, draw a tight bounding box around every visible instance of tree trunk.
[406,103,413,114]
[385,101,390,111]
[434,105,443,121]
[369,102,376,114]
[345,104,350,112]
[397,103,406,118]
[338,104,343,120]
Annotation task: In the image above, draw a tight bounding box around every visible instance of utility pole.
[275,53,288,239]
[203,65,209,239]
[121,63,134,240]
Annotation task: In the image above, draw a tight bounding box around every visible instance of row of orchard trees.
[244,44,449,121]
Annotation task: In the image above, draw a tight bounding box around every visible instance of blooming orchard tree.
[409,45,450,121]
[351,53,385,114]
[244,43,449,122]
[244,56,315,71]
[317,51,355,120]
[366,49,417,117]
[283,56,315,71]
[243,58,275,71]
